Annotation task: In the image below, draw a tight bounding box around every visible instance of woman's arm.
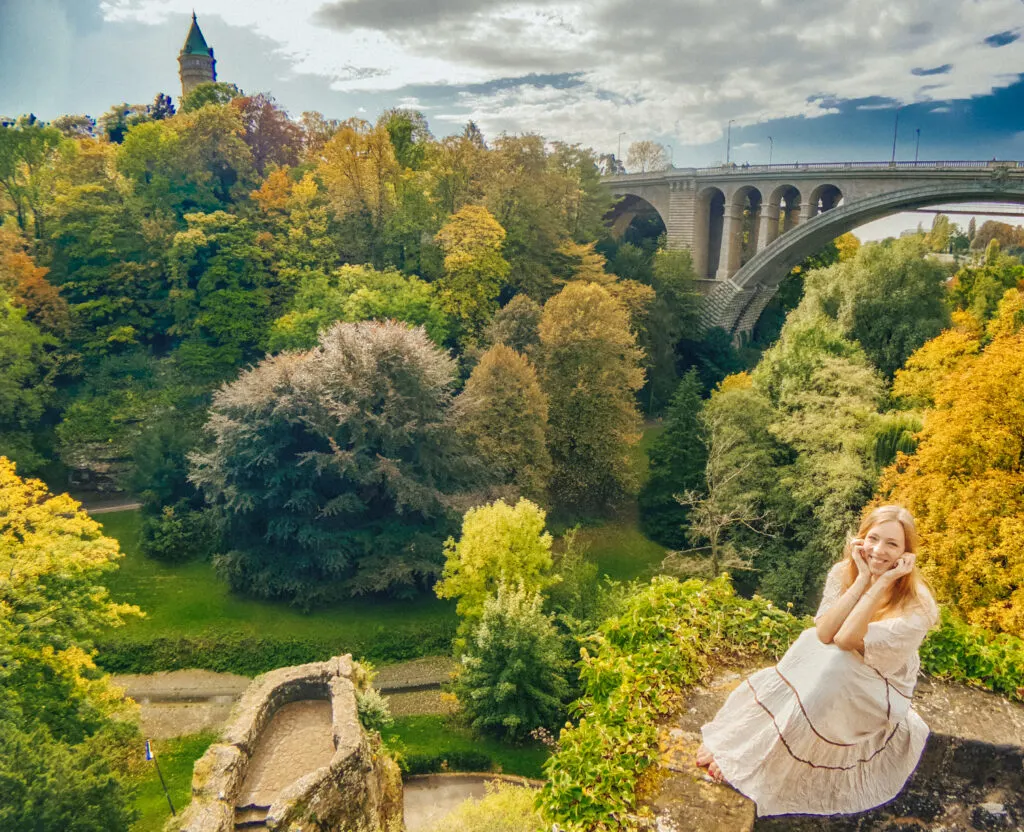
[833,554,917,653]
[815,543,871,644]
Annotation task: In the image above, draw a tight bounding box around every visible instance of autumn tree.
[0,459,141,830]
[0,227,69,336]
[626,140,670,173]
[458,345,552,500]
[190,321,484,603]
[539,282,645,513]
[435,498,556,649]
[881,289,1024,635]
[947,254,1023,324]
[179,81,243,113]
[435,205,510,343]
[231,93,302,173]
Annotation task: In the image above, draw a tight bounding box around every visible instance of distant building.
[0,115,15,128]
[178,12,216,99]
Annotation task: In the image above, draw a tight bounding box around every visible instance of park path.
[115,656,457,738]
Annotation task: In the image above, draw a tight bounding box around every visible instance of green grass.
[572,522,667,582]
[131,732,216,832]
[97,510,455,644]
[381,715,550,780]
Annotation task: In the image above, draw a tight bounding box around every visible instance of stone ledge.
[651,662,1024,832]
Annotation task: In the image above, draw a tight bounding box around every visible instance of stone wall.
[171,655,402,832]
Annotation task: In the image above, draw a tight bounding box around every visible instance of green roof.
[181,13,211,56]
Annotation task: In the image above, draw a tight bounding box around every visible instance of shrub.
[356,688,394,733]
[139,503,220,563]
[425,780,544,832]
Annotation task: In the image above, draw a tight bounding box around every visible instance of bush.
[94,619,456,675]
[401,750,494,775]
[921,609,1024,700]
[139,503,220,563]
[425,780,544,832]
[356,688,394,733]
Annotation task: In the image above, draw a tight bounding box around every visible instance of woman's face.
[862,519,907,576]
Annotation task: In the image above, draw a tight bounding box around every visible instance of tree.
[190,321,484,603]
[378,108,432,170]
[0,289,57,473]
[299,111,342,159]
[881,290,1024,635]
[925,213,953,252]
[801,236,950,378]
[452,582,569,741]
[947,255,1023,323]
[967,216,977,243]
[0,459,141,830]
[538,282,645,513]
[971,220,1024,252]
[51,114,97,138]
[179,81,243,114]
[267,263,449,353]
[626,140,669,173]
[0,119,63,236]
[435,205,510,343]
[458,347,552,500]
[0,227,69,336]
[662,399,772,578]
[435,498,556,647]
[149,92,176,120]
[231,93,301,173]
[98,102,150,143]
[639,371,706,547]
[484,294,542,355]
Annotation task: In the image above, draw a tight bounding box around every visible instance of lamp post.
[726,119,735,165]
[890,106,902,165]
[617,131,626,162]
[768,135,774,166]
[914,128,921,164]
[666,144,674,167]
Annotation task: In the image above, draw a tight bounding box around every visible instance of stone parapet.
[171,655,402,832]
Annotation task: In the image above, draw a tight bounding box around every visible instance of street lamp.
[890,106,902,165]
[768,136,774,166]
[726,119,735,165]
[914,128,921,164]
[617,131,627,161]
[666,144,674,167]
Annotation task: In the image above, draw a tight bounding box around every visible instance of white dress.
[700,562,939,817]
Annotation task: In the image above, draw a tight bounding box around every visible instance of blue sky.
[2,0,1022,239]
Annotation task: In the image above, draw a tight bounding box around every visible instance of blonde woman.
[696,505,939,816]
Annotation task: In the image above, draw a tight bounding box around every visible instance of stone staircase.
[232,805,269,830]
[651,664,1024,832]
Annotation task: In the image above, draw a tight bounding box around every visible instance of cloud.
[95,0,1024,152]
[930,106,952,113]
[911,64,953,76]
[984,30,1020,47]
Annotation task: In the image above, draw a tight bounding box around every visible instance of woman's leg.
[695,743,713,767]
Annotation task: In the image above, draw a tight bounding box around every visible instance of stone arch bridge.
[604,162,1024,337]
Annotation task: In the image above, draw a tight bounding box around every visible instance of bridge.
[603,161,1024,337]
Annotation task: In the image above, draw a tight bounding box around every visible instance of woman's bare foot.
[707,759,726,783]
[695,743,713,768]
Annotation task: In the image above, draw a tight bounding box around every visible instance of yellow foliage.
[835,232,861,262]
[715,372,753,394]
[891,322,981,408]
[880,317,1024,635]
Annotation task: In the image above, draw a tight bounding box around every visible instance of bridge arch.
[694,186,726,279]
[605,192,667,242]
[710,180,1024,335]
[731,185,764,267]
[806,183,844,217]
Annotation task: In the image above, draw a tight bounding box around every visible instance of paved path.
[403,774,541,832]
[114,657,457,738]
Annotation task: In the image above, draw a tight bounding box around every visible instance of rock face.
[170,655,403,832]
[653,663,1024,832]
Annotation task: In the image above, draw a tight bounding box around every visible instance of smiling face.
[862,519,907,576]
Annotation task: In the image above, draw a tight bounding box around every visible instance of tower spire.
[178,12,217,99]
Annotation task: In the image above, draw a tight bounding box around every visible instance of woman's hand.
[850,539,871,584]
[879,552,916,585]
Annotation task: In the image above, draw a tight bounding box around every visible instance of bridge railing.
[690,161,1020,175]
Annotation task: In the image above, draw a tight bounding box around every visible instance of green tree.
[948,254,1024,322]
[458,346,551,500]
[378,108,432,170]
[638,370,706,547]
[484,294,542,355]
[0,289,56,473]
[191,321,483,603]
[267,263,449,353]
[626,140,669,173]
[801,236,950,378]
[0,119,63,237]
[435,205,510,343]
[179,81,243,113]
[539,282,645,514]
[452,582,569,741]
[435,498,556,647]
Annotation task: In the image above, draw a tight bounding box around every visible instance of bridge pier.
[715,204,744,281]
[756,204,780,252]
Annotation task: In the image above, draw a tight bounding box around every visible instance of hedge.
[94,621,457,676]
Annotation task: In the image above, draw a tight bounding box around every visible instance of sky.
[1,0,1023,240]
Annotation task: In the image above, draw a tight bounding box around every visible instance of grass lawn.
[97,510,456,645]
[381,715,550,780]
[131,732,217,832]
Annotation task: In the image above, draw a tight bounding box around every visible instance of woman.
[696,505,939,817]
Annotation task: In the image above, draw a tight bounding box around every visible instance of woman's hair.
[840,505,931,620]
